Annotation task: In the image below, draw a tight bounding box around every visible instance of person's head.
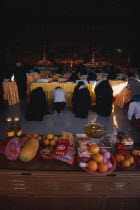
[99,80,110,88]
[55,86,61,90]
[127,72,135,80]
[77,81,84,87]
[36,87,44,92]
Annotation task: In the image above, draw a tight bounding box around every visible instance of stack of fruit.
[86,144,116,174]
[115,153,135,168]
[117,132,133,145]
[43,133,59,147]
[22,133,42,142]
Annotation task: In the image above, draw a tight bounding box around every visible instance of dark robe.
[72,82,91,118]
[87,72,97,83]
[26,87,49,121]
[69,73,80,83]
[14,66,27,99]
[95,80,113,116]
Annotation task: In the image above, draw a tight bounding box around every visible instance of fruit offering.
[85,144,116,174]
[55,139,69,156]
[60,132,75,145]
[22,134,42,142]
[43,133,59,147]
[84,123,106,139]
[120,137,133,145]
[116,144,131,155]
[54,146,76,165]
[40,146,54,159]
[19,137,39,162]
[132,150,140,156]
[115,153,135,168]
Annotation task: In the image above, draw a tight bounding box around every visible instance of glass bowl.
[84,123,106,139]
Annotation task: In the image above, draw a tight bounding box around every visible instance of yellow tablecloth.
[2,81,19,105]
[114,87,131,108]
[108,80,130,108]
[30,80,130,108]
[27,74,41,93]
[31,83,96,107]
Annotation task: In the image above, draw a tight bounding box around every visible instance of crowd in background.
[1,50,140,130]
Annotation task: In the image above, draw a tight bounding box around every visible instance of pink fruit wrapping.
[5,137,24,160]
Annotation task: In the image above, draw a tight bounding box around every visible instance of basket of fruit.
[78,144,116,175]
[84,123,106,139]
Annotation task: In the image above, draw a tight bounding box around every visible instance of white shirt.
[128,101,140,120]
[53,88,66,102]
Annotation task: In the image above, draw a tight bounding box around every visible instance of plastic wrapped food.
[55,139,69,156]
[40,146,54,159]
[5,137,24,160]
[54,146,76,165]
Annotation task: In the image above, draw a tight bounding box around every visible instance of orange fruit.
[50,139,57,146]
[32,133,38,138]
[121,138,127,144]
[126,137,132,142]
[115,154,124,163]
[93,153,104,163]
[47,133,54,140]
[122,159,131,168]
[26,134,32,138]
[87,161,98,172]
[53,136,59,141]
[37,135,42,141]
[43,139,50,146]
[125,155,134,165]
[89,144,99,155]
[98,162,108,173]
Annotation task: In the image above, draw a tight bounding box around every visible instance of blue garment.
[131,95,140,102]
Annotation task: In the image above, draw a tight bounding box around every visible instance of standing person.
[127,73,140,101]
[128,96,140,130]
[95,80,113,116]
[52,87,66,114]
[72,81,91,118]
[14,62,27,100]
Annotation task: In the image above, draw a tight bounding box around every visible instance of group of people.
[25,79,114,121]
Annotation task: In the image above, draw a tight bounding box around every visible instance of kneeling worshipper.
[128,97,140,130]
[95,80,113,117]
[72,81,91,118]
[69,72,80,83]
[52,87,66,114]
[87,72,97,83]
[26,87,50,121]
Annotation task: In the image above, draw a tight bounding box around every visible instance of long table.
[30,80,130,108]
[0,155,140,210]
